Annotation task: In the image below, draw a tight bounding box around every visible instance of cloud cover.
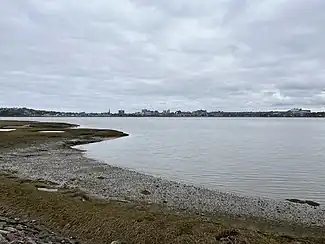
[0,0,325,112]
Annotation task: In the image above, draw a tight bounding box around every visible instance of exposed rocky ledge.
[0,216,77,244]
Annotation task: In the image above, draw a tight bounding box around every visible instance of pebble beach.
[1,140,324,229]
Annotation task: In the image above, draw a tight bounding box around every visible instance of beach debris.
[0,129,16,132]
[37,187,58,193]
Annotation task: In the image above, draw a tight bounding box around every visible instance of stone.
[0,231,8,236]
[5,233,16,242]
[5,227,16,233]
[0,234,9,244]
[15,225,24,231]
[25,238,37,244]
[286,199,320,207]
[140,190,151,195]
[111,241,127,244]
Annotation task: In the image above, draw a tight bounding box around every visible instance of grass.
[0,120,78,129]
[0,120,324,243]
[0,120,128,150]
[1,175,324,244]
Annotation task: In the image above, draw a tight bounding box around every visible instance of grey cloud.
[1,0,325,112]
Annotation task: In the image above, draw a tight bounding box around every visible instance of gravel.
[0,216,77,244]
[1,141,325,227]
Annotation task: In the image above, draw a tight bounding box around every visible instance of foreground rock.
[286,199,320,207]
[0,216,77,244]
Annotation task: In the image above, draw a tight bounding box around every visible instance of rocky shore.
[0,215,77,244]
[1,140,324,229]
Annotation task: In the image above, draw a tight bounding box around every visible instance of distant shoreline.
[2,115,325,118]
[1,107,325,118]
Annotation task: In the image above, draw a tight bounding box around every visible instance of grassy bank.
[0,120,128,149]
[0,120,324,244]
[1,175,324,244]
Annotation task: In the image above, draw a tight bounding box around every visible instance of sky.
[1,0,325,112]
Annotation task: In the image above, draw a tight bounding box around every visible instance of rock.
[286,199,320,207]
[0,231,8,236]
[111,241,127,244]
[0,234,9,244]
[15,225,24,231]
[0,222,5,229]
[219,236,247,244]
[25,238,37,244]
[5,233,16,242]
[305,200,320,207]
[5,227,16,233]
[216,230,247,244]
[140,190,151,195]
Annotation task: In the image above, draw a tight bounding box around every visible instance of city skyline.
[2,107,324,118]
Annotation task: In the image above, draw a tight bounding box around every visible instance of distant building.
[118,110,125,116]
[288,108,311,116]
[141,109,155,116]
[192,110,208,117]
[162,109,171,115]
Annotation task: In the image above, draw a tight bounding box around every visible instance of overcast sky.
[1,0,325,112]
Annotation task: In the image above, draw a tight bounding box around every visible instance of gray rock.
[111,241,127,244]
[9,241,24,244]
[5,233,16,242]
[4,227,16,233]
[25,238,37,244]
[0,234,9,244]
[0,216,75,244]
[0,231,8,236]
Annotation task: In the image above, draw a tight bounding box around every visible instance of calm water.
[3,117,325,203]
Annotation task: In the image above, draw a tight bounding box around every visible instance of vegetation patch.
[1,176,324,244]
[0,120,128,150]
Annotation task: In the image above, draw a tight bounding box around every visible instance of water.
[2,117,325,203]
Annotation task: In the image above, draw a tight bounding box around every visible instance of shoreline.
[1,140,324,230]
[1,120,325,243]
